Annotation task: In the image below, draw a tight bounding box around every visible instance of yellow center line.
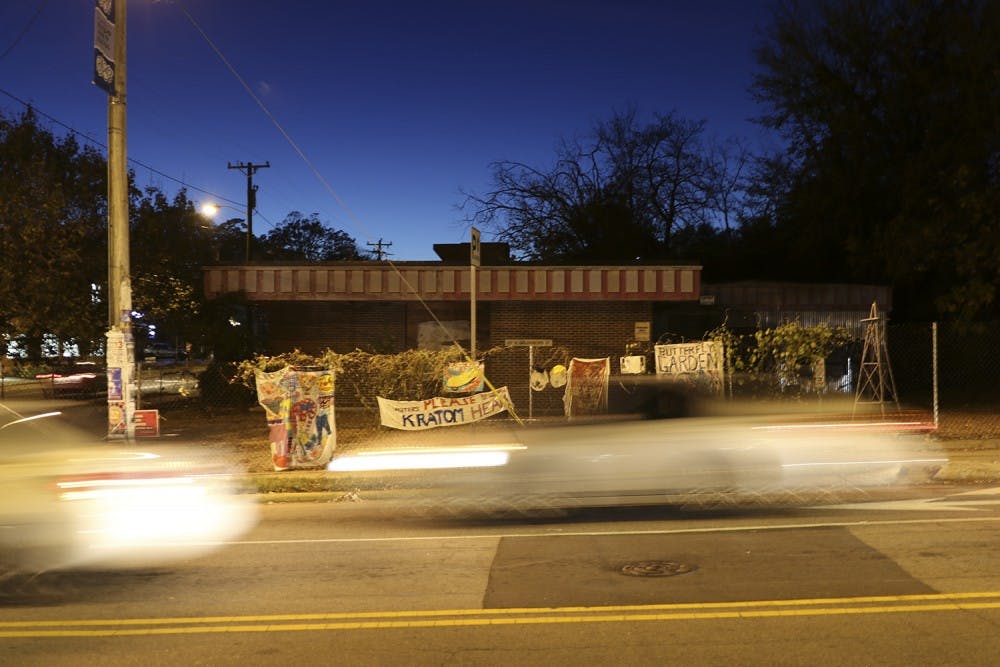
[2,592,1000,637]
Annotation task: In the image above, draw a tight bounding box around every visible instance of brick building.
[203,244,891,414]
[203,244,703,414]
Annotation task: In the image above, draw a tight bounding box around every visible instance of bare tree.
[460,108,723,262]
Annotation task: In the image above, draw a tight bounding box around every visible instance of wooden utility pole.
[367,238,393,260]
[228,161,270,261]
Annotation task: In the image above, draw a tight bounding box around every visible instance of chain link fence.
[3,321,998,473]
[889,323,1000,439]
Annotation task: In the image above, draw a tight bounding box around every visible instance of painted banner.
[654,341,724,394]
[442,361,485,394]
[255,366,336,471]
[93,0,116,95]
[562,358,610,418]
[378,386,511,430]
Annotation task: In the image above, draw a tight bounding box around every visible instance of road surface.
[3,485,1000,665]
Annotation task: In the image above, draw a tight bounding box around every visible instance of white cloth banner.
[378,387,512,430]
[562,357,610,418]
[654,341,724,394]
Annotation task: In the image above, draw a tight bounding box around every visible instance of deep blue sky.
[1,1,776,260]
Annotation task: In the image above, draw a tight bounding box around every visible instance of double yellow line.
[3,591,1000,637]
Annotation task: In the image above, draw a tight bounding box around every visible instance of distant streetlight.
[200,203,251,260]
[200,202,243,219]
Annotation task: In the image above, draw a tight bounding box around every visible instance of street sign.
[470,227,481,267]
[505,339,553,347]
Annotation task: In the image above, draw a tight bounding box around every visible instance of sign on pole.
[470,227,481,267]
[93,0,116,96]
[470,227,480,359]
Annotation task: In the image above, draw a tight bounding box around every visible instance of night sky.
[1,1,776,260]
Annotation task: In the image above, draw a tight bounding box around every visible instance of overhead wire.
[0,0,47,63]
[0,86,243,209]
[175,1,521,422]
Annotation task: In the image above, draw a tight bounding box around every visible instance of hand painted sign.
[378,387,511,430]
[654,341,724,394]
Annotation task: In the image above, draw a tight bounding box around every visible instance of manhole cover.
[620,560,697,577]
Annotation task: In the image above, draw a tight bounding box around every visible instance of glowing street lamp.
[199,203,251,260]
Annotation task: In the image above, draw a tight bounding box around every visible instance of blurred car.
[333,408,944,516]
[0,411,257,573]
[34,361,107,399]
[142,342,187,363]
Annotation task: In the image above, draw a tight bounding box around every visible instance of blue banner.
[93,1,116,95]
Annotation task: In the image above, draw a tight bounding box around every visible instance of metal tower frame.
[853,302,900,417]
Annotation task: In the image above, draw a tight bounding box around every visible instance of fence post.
[932,322,939,429]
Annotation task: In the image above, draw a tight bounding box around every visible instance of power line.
[0,0,47,63]
[0,86,243,208]
[367,238,393,260]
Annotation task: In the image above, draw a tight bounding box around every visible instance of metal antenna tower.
[853,301,901,417]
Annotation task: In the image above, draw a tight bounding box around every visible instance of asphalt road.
[3,487,1000,666]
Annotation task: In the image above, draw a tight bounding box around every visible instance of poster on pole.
[654,341,724,395]
[378,387,511,430]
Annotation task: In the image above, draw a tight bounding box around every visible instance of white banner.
[654,341,724,394]
[378,387,511,430]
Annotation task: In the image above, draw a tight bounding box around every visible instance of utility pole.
[470,227,480,360]
[228,161,269,262]
[367,238,393,260]
[95,0,135,438]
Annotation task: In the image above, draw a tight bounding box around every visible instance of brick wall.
[259,299,654,417]
[262,301,408,354]
[485,301,652,417]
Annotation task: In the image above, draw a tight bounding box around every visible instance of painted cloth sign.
[255,366,336,471]
[654,341,724,395]
[562,357,610,418]
[378,386,511,430]
[442,361,485,394]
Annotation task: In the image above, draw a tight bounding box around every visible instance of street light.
[200,203,251,261]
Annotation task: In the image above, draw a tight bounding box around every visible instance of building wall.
[262,301,409,354]
[485,301,653,417]
[258,299,653,417]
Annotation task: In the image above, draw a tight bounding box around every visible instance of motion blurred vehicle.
[0,411,257,574]
[34,361,106,399]
[468,416,937,510]
[333,397,944,516]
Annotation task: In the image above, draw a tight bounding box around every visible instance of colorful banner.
[378,386,511,430]
[654,341,724,394]
[255,366,336,471]
[442,361,484,394]
[562,358,610,418]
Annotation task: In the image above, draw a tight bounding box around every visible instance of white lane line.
[220,515,1000,546]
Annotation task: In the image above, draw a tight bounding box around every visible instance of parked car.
[34,361,106,399]
[0,411,258,574]
[142,343,187,363]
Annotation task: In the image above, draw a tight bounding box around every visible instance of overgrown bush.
[707,322,856,398]
[234,346,505,409]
